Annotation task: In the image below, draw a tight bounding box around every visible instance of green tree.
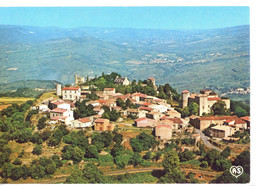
[129,152,143,167]
[158,150,187,183]
[115,155,131,169]
[37,117,47,130]
[81,163,103,183]
[32,145,42,155]
[189,102,199,116]
[233,151,250,174]
[211,101,230,116]
[66,169,86,183]
[85,145,99,159]
[220,146,231,159]
[204,149,219,166]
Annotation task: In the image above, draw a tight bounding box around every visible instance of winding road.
[194,129,222,151]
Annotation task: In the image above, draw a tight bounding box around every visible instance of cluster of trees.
[101,105,120,121]
[1,155,62,181]
[175,102,199,117]
[80,72,180,103]
[211,100,231,116]
[212,150,250,183]
[116,98,137,110]
[74,101,96,119]
[130,132,157,152]
[230,100,250,117]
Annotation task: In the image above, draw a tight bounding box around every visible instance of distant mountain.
[0,24,250,96]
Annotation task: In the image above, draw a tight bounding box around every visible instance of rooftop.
[62,87,80,90]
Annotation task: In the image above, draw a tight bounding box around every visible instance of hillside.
[0,25,250,96]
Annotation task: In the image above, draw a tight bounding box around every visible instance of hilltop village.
[0,72,250,184]
[37,73,249,142]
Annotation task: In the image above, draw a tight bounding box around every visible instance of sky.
[0,7,249,30]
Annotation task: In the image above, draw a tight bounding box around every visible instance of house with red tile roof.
[190,116,239,130]
[71,117,92,128]
[134,117,157,128]
[103,88,116,95]
[50,108,74,125]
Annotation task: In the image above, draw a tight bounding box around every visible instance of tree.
[29,164,46,179]
[37,117,47,130]
[158,150,187,183]
[13,158,22,165]
[178,149,195,162]
[32,145,42,155]
[189,102,199,116]
[213,158,232,171]
[204,149,219,166]
[211,101,230,115]
[114,155,131,169]
[200,161,208,168]
[220,146,231,159]
[129,152,143,167]
[182,106,190,117]
[85,145,99,159]
[130,132,157,152]
[66,169,86,183]
[233,151,250,174]
[81,163,103,183]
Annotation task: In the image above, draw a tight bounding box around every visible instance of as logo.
[230,166,244,178]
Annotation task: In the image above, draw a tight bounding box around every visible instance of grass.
[0,97,35,105]
[34,91,59,106]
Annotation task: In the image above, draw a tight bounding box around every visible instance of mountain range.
[0,24,250,96]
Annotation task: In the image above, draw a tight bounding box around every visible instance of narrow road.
[104,167,220,177]
[16,167,220,184]
[194,129,222,151]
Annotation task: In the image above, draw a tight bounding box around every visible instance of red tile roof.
[198,116,238,121]
[167,118,183,124]
[95,118,108,123]
[208,97,221,101]
[135,117,147,122]
[51,108,67,113]
[78,117,91,123]
[160,116,168,120]
[62,87,80,90]
[139,107,153,111]
[234,119,247,124]
[182,90,190,93]
[240,116,250,122]
[104,88,115,91]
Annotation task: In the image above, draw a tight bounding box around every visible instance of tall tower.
[195,95,208,116]
[181,90,190,108]
[75,74,78,85]
[56,84,62,96]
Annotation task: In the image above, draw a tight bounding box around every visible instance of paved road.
[104,167,220,177]
[194,129,222,151]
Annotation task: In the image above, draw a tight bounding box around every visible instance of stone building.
[155,124,173,140]
[62,87,81,101]
[114,76,130,86]
[190,116,238,130]
[135,117,157,127]
[210,125,235,138]
[75,74,86,85]
[181,89,230,116]
[94,118,115,131]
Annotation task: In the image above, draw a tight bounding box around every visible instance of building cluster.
[190,115,250,139]
[35,74,249,142]
[182,89,230,116]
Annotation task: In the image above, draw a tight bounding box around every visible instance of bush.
[200,161,208,168]
[32,145,42,155]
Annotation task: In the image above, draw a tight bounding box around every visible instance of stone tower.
[75,74,78,85]
[195,95,208,116]
[56,84,62,96]
[181,90,190,108]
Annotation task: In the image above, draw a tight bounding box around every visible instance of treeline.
[0,87,48,98]
[80,72,181,102]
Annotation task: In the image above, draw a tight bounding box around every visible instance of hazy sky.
[0,7,249,29]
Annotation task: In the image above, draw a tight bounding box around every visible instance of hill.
[0,25,250,97]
